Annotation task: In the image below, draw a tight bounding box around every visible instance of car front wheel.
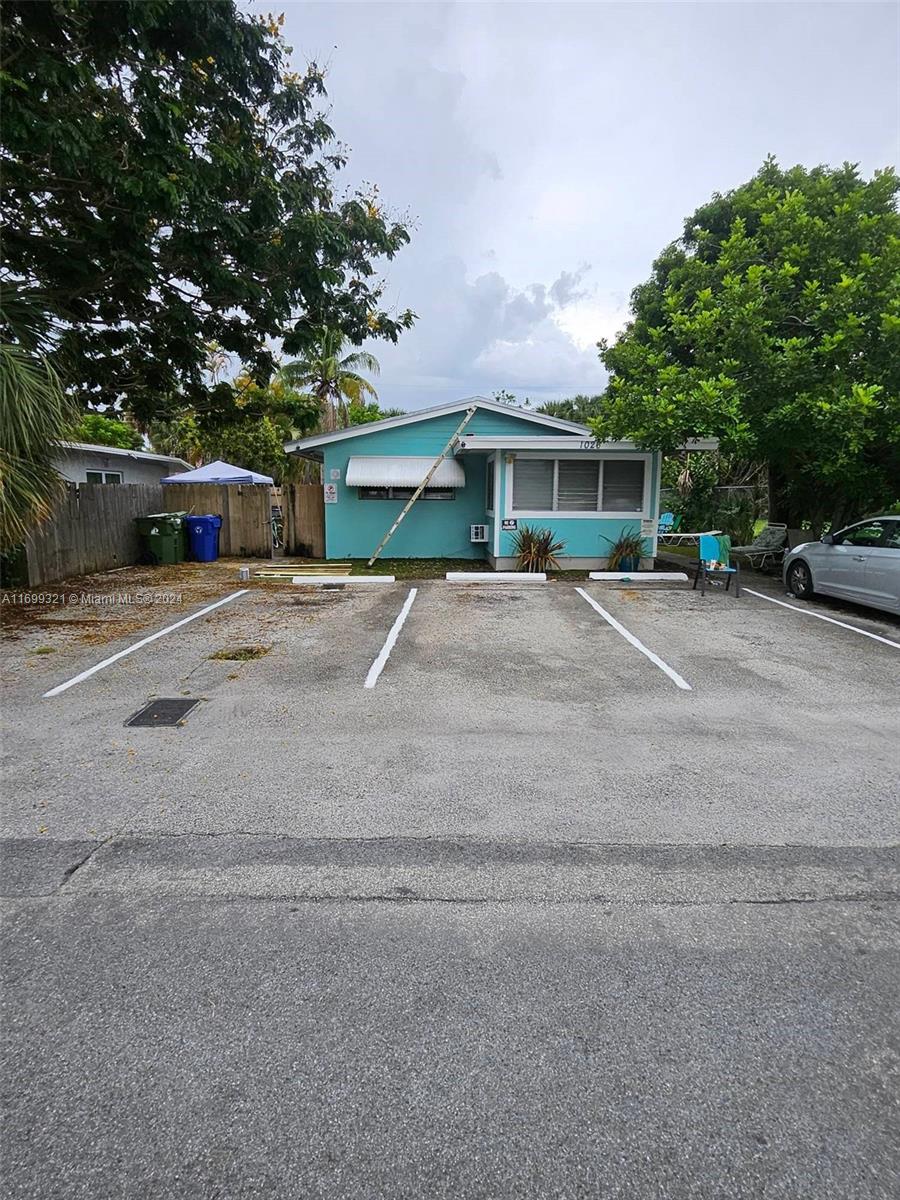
[787,560,814,599]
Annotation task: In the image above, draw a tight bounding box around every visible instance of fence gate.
[282,484,325,558]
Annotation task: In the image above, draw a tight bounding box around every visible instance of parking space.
[3,567,897,857]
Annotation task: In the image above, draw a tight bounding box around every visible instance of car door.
[862,520,900,614]
[823,521,889,601]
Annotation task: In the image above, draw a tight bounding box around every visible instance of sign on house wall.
[324,483,338,504]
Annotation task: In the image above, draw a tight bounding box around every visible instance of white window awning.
[345,456,466,488]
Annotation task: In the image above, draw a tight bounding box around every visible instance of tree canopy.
[536,395,605,423]
[0,0,415,424]
[74,412,143,450]
[593,160,900,526]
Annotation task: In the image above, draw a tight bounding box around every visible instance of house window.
[512,458,554,510]
[557,460,600,511]
[358,486,455,501]
[510,458,646,514]
[85,470,123,484]
[601,460,644,512]
[486,457,495,513]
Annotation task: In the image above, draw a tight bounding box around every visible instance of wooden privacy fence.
[163,483,271,557]
[282,483,325,558]
[22,481,275,586]
[24,483,165,587]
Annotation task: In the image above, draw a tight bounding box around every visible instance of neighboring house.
[52,442,191,487]
[285,396,715,568]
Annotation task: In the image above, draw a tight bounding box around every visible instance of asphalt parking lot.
[2,567,899,1198]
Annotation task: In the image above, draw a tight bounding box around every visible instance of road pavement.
[2,572,898,1198]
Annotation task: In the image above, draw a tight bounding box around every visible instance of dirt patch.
[1,559,247,642]
[208,645,270,661]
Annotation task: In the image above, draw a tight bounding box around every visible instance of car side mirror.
[820,533,834,545]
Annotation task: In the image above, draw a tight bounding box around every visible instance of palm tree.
[277,329,380,431]
[0,287,80,549]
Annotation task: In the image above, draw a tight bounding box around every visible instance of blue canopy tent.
[160,459,274,485]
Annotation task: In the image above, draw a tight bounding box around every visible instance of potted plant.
[605,528,646,572]
[511,524,566,572]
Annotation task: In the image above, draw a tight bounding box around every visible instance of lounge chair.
[730,524,787,569]
[692,534,741,597]
[661,522,723,546]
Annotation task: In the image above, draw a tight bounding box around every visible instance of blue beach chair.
[692,533,741,597]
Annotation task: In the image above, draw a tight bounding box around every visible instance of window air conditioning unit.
[470,524,488,543]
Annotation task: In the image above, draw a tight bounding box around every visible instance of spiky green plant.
[511,524,566,572]
[0,289,80,549]
[604,528,646,569]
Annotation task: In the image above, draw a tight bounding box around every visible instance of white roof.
[160,459,274,485]
[345,455,466,488]
[284,396,591,456]
[57,442,191,470]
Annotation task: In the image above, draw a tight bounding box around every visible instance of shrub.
[605,528,646,569]
[511,524,566,572]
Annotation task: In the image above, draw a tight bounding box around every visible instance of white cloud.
[275,1,898,410]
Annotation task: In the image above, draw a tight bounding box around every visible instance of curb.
[588,572,688,583]
[446,572,546,583]
[292,576,396,585]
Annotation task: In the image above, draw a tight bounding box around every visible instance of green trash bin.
[135,512,188,565]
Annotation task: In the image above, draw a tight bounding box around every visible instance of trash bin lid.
[140,511,185,526]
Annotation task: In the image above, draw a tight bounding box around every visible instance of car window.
[882,521,900,550]
[836,522,886,548]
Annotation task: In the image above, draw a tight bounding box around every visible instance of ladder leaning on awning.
[366,405,477,567]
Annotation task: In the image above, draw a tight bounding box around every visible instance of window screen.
[512,459,554,510]
[486,461,495,512]
[85,471,103,484]
[557,461,600,511]
[358,486,454,501]
[602,460,644,511]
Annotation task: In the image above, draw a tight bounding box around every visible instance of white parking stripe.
[42,590,250,698]
[575,587,692,691]
[364,588,418,689]
[744,588,900,650]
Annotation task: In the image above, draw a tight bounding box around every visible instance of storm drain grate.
[126,698,201,727]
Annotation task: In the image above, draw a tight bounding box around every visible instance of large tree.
[0,1,414,424]
[594,160,900,527]
[149,367,320,481]
[278,329,381,430]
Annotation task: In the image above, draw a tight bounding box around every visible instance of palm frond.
[340,350,381,377]
[0,342,79,548]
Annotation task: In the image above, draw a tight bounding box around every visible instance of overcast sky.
[272,1,899,412]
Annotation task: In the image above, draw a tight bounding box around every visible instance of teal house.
[285,397,669,568]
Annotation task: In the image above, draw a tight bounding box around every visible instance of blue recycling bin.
[185,514,222,562]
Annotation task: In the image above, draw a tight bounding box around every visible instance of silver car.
[783,516,900,616]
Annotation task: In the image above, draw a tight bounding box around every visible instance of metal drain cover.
[126,698,201,727]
